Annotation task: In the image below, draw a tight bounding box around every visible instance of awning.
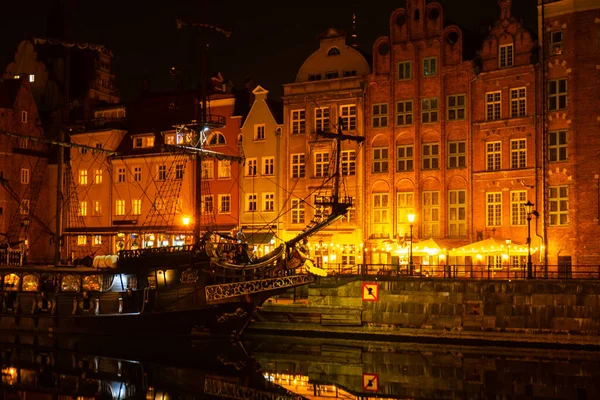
[246,232,275,245]
[411,238,454,256]
[449,237,528,256]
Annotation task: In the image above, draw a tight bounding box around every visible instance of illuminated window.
[423,57,437,76]
[93,235,102,246]
[20,199,30,215]
[510,139,526,169]
[397,145,413,172]
[447,94,466,120]
[341,200,356,223]
[499,44,514,68]
[218,194,231,213]
[422,143,439,170]
[486,192,502,226]
[396,192,414,237]
[93,201,102,216]
[218,160,230,178]
[548,79,567,110]
[372,103,388,128]
[314,152,329,177]
[550,31,563,55]
[201,160,214,179]
[254,124,265,140]
[28,74,35,82]
[116,200,125,216]
[549,186,569,226]
[510,88,526,118]
[291,199,305,224]
[549,130,568,162]
[132,199,142,215]
[372,193,389,237]
[246,158,257,177]
[246,194,257,212]
[396,100,413,126]
[79,170,88,185]
[486,142,501,171]
[79,201,88,216]
[448,190,466,238]
[448,141,466,168]
[315,108,329,132]
[291,110,305,134]
[422,191,440,238]
[373,147,388,173]
[510,191,527,225]
[77,235,87,246]
[397,61,412,80]
[94,169,103,184]
[421,98,438,123]
[262,157,274,176]
[341,150,356,176]
[339,105,356,131]
[291,154,305,178]
[263,193,274,212]
[486,91,501,121]
[20,168,30,184]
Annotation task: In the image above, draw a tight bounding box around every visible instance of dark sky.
[1,0,537,102]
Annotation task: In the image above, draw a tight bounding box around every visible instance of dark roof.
[0,78,22,109]
[265,99,283,124]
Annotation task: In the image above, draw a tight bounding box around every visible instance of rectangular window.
[372,147,389,173]
[291,199,305,224]
[19,199,29,215]
[262,157,274,176]
[448,190,466,238]
[549,186,569,226]
[486,91,501,120]
[421,98,439,123]
[396,100,413,126]
[94,169,103,184]
[448,141,466,168]
[157,165,166,181]
[548,79,567,111]
[341,150,356,176]
[246,194,257,212]
[372,193,389,237]
[486,192,502,226]
[132,199,142,215]
[77,235,87,246]
[93,201,102,216]
[263,193,275,212]
[486,142,501,171]
[246,158,257,177]
[291,154,305,178]
[422,143,439,170]
[79,201,87,216]
[549,130,568,162]
[447,94,466,121]
[175,164,185,180]
[341,245,356,266]
[423,57,437,76]
[510,191,527,225]
[397,61,412,80]
[29,74,35,83]
[218,160,231,178]
[218,194,231,213]
[499,44,514,68]
[510,139,527,169]
[422,191,440,238]
[201,161,214,179]
[134,137,143,148]
[339,105,356,131]
[202,195,214,213]
[315,107,330,132]
[19,137,28,149]
[396,192,414,237]
[254,124,265,140]
[396,145,414,172]
[325,71,339,79]
[550,31,563,55]
[20,168,30,184]
[314,152,329,177]
[79,170,88,185]
[291,110,306,134]
[341,201,356,223]
[93,235,102,246]
[21,111,28,123]
[372,103,388,128]
[510,88,526,118]
[116,200,125,216]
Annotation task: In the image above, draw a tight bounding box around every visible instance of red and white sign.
[362,283,379,301]
[362,373,379,391]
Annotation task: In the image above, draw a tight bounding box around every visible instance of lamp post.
[407,213,415,275]
[505,238,511,267]
[524,200,534,279]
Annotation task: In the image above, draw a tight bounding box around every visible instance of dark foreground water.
[0,333,598,399]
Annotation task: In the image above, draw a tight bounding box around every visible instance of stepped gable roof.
[0,78,22,109]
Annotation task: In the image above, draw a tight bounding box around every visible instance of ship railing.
[118,244,195,259]
[0,248,24,266]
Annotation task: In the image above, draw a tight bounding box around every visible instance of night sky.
[1,0,537,102]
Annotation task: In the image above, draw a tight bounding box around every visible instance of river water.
[0,333,598,399]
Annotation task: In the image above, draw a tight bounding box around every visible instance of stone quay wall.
[251,278,600,346]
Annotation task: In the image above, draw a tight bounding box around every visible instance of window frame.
[314,107,330,132]
[291,153,306,178]
[448,141,466,169]
[486,91,501,121]
[291,110,306,135]
[448,189,466,238]
[548,130,568,162]
[262,157,274,176]
[396,100,413,126]
[372,147,389,173]
[549,185,569,226]
[486,192,502,227]
[314,151,330,178]
[422,191,440,238]
[421,98,439,123]
[341,150,356,176]
[499,43,514,68]
[218,194,231,213]
[510,191,527,226]
[423,57,438,77]
[397,61,412,80]
[372,103,389,128]
[510,139,527,169]
[548,79,567,111]
[486,142,502,171]
[447,94,466,121]
[254,124,265,141]
[422,143,440,170]
[339,104,357,131]
[246,158,257,177]
[510,87,526,118]
[396,145,414,172]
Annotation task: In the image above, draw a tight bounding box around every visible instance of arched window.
[327,47,340,56]
[208,132,226,146]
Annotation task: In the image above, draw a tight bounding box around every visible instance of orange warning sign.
[362,283,379,301]
[362,373,379,391]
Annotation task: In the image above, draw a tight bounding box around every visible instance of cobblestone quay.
[250,278,600,346]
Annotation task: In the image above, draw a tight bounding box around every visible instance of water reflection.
[0,333,598,399]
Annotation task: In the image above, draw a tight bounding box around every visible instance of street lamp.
[505,238,511,267]
[524,200,534,279]
[407,213,415,275]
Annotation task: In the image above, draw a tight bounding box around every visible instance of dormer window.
[343,70,357,77]
[132,135,155,149]
[308,73,321,81]
[499,44,514,68]
[550,31,563,55]
[325,71,339,80]
[327,47,340,56]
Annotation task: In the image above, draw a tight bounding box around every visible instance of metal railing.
[315,263,600,280]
